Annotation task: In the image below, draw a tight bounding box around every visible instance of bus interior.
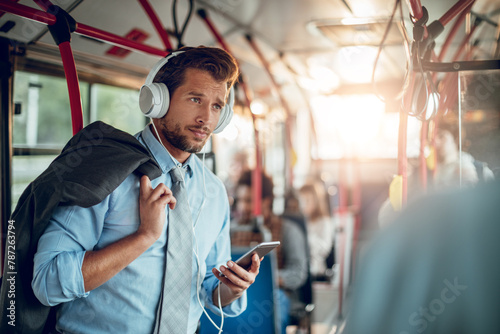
[1,0,499,333]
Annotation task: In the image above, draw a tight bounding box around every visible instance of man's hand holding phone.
[211,253,260,307]
[211,241,280,307]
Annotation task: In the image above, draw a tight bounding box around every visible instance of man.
[345,180,500,334]
[31,46,259,333]
[231,170,308,333]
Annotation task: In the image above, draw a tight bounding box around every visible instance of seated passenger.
[345,180,500,334]
[232,170,308,334]
[298,181,336,281]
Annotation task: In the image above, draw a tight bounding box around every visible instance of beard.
[161,120,210,153]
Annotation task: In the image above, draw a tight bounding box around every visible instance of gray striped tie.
[155,166,193,333]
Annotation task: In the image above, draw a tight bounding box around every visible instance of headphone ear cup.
[139,82,170,118]
[213,86,234,134]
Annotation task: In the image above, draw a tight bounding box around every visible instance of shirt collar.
[141,124,194,177]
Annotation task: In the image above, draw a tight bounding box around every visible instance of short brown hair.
[153,46,239,99]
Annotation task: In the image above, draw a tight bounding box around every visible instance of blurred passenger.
[298,182,335,281]
[283,189,302,216]
[379,119,494,227]
[345,180,500,334]
[232,170,308,334]
[432,121,494,187]
[225,150,250,218]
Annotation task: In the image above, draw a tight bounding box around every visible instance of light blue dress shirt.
[32,125,246,334]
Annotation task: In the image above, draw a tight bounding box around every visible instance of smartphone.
[234,241,280,270]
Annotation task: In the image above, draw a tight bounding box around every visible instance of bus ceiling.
[0,0,499,203]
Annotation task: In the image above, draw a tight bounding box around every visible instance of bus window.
[13,71,87,147]
[90,84,145,135]
[12,71,90,210]
[11,71,147,210]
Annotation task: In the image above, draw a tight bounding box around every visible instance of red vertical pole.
[197,9,262,216]
[401,0,425,206]
[59,41,83,134]
[33,0,84,135]
[245,35,295,189]
[0,38,14,275]
[398,109,409,206]
[419,120,428,189]
[428,5,473,190]
[431,117,440,181]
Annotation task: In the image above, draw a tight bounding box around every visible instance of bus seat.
[198,246,280,334]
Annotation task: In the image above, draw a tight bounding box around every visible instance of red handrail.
[245,35,295,189]
[196,9,263,216]
[406,0,476,199]
[419,120,429,188]
[0,1,55,24]
[59,41,83,134]
[32,0,51,11]
[401,0,426,206]
[76,23,167,57]
[439,0,476,27]
[138,0,173,52]
[398,107,409,206]
[0,1,170,134]
[0,2,168,57]
[437,3,473,62]
[0,0,20,19]
[439,22,479,113]
[197,10,231,52]
[406,0,425,21]
[31,0,83,134]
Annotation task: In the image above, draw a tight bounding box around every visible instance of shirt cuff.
[66,251,89,296]
[55,250,89,301]
[205,283,247,317]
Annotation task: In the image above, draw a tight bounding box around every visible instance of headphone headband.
[144,50,184,87]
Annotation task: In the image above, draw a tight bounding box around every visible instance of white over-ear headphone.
[139,50,234,134]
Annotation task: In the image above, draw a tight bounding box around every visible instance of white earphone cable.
[151,121,224,332]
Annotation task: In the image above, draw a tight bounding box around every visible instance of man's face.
[235,185,253,223]
[156,68,228,162]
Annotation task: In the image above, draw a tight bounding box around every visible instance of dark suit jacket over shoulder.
[0,121,161,334]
